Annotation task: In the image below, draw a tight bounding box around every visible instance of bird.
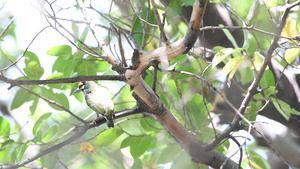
[74,81,114,128]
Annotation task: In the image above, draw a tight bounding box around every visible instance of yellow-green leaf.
[212,48,242,68]
[284,48,300,64]
[222,55,242,77]
[252,51,265,71]
[46,45,72,59]
[281,17,297,38]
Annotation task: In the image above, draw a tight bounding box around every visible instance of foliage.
[0,0,300,169]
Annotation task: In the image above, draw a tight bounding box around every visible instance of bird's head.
[74,81,90,94]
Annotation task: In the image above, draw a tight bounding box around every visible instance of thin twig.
[201,64,217,137]
[0,26,50,72]
[19,85,86,123]
[0,17,15,39]
[158,68,253,130]
[200,25,298,42]
[76,0,118,65]
[151,0,169,45]
[0,74,125,89]
[170,72,194,130]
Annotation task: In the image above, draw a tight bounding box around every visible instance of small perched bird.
[74,81,114,128]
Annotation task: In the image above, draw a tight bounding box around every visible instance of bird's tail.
[105,115,114,128]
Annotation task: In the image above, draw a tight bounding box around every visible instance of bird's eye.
[79,84,85,89]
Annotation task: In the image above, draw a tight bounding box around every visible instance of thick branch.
[125,0,239,168]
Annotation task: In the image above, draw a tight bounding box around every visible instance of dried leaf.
[80,142,96,155]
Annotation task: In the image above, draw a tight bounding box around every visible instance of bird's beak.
[74,88,81,93]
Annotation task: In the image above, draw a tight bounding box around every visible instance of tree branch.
[0,75,125,89]
[124,0,240,168]
[4,109,141,169]
[19,85,86,123]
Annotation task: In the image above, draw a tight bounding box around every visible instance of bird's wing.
[86,89,114,115]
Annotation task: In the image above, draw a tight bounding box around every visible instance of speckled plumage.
[75,81,114,127]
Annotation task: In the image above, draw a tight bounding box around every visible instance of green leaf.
[221,55,242,77]
[96,61,110,72]
[216,140,230,154]
[52,57,68,73]
[140,117,162,131]
[284,48,300,64]
[132,4,155,48]
[118,119,146,136]
[248,149,271,169]
[260,69,275,88]
[131,158,143,169]
[95,128,123,146]
[242,27,250,50]
[42,125,58,142]
[199,127,216,142]
[0,117,10,136]
[129,135,152,158]
[244,101,263,122]
[181,0,194,6]
[11,150,18,163]
[41,88,69,110]
[175,66,197,80]
[46,45,72,59]
[32,113,52,135]
[23,51,44,79]
[120,136,136,149]
[186,94,211,130]
[75,61,97,76]
[235,67,254,85]
[170,150,196,169]
[271,97,300,120]
[78,26,89,48]
[212,48,242,67]
[270,97,291,120]
[11,89,31,110]
[247,37,258,56]
[220,24,239,48]
[40,150,58,169]
[72,22,79,38]
[157,144,182,164]
[47,72,64,80]
[165,0,181,35]
[120,136,153,158]
[132,18,143,47]
[16,141,30,162]
[228,56,248,79]
[36,130,43,143]
[0,141,13,163]
[30,97,39,115]
[46,73,69,89]
[263,86,276,98]
[0,139,14,150]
